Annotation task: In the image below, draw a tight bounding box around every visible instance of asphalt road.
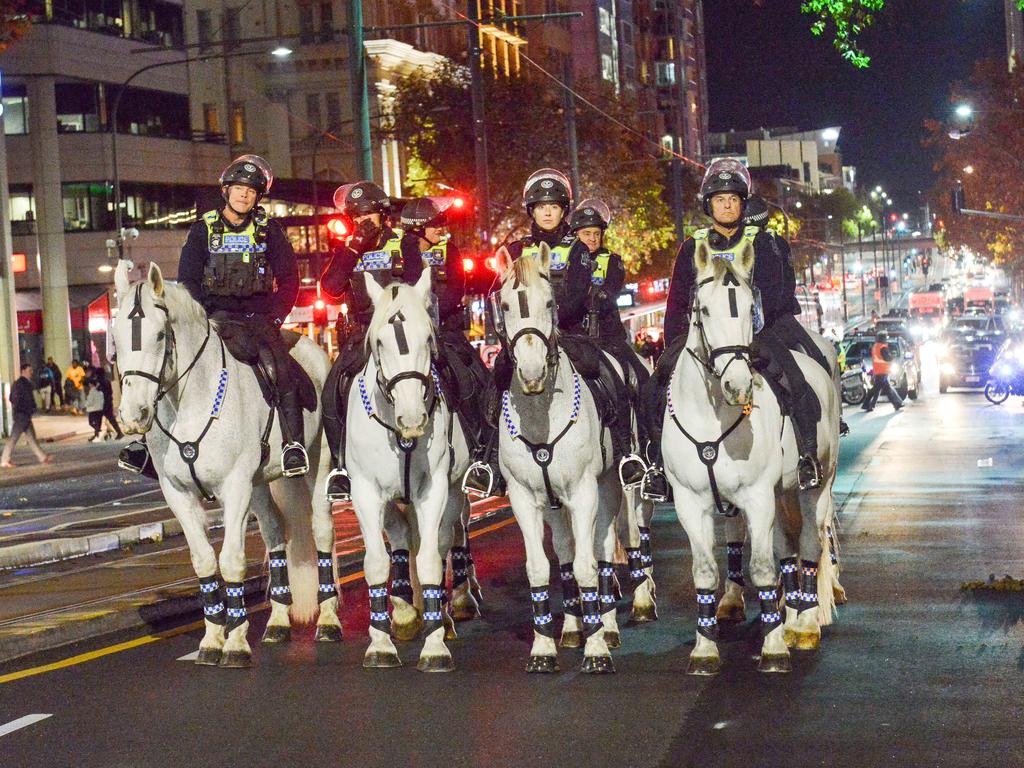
[1,352,1022,767]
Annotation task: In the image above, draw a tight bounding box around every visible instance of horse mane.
[507,253,544,287]
[158,281,209,325]
[696,248,752,286]
[366,282,436,345]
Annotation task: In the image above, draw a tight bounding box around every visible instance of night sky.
[703,0,1005,209]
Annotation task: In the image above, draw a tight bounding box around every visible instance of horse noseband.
[507,326,559,371]
[378,368,433,403]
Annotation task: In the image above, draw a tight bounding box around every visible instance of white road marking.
[0,714,52,737]
[177,651,200,661]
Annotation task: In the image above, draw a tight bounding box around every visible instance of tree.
[387,63,678,276]
[0,0,32,54]
[924,57,1024,287]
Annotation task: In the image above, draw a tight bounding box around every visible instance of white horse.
[662,241,839,674]
[343,270,471,671]
[493,244,627,674]
[113,261,340,668]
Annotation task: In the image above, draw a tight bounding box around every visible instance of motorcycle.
[984,346,1024,404]
[841,362,870,406]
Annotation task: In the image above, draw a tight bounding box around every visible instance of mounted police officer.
[319,181,423,501]
[399,196,493,461]
[119,154,307,477]
[640,159,824,501]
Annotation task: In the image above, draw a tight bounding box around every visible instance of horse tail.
[272,479,320,624]
[816,506,838,627]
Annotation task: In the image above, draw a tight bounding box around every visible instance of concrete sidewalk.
[0,413,124,489]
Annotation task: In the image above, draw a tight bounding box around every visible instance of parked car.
[840,333,919,400]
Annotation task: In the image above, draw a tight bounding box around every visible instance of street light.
[956,104,973,118]
[271,45,293,57]
[964,165,975,174]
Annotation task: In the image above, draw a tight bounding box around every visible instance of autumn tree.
[925,57,1024,289]
[0,0,32,53]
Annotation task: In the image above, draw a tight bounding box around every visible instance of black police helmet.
[220,155,273,197]
[700,158,751,216]
[400,197,452,233]
[523,168,573,213]
[569,199,612,232]
[334,181,391,217]
[742,195,770,228]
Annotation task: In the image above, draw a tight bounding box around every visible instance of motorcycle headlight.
[997,364,1013,378]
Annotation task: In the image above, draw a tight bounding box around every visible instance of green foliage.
[800,0,885,68]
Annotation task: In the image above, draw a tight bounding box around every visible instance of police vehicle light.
[327,218,348,238]
[314,299,326,310]
[462,257,476,273]
[451,196,466,209]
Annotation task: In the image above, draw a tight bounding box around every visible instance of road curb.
[0,457,121,489]
[0,516,187,570]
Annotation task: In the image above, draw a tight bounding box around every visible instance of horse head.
[691,238,757,406]
[113,261,171,434]
[493,243,557,395]
[365,268,436,439]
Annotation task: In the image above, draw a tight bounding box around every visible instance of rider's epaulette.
[743,225,760,238]
[693,228,709,241]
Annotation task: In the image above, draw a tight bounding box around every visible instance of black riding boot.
[639,376,670,503]
[278,387,309,477]
[323,366,352,502]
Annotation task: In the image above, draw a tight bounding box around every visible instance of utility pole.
[0,123,21,436]
[1006,0,1024,71]
[349,0,373,180]
[563,58,581,200]
[467,0,491,249]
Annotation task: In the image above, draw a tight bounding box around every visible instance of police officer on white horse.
[641,159,825,500]
[119,155,308,477]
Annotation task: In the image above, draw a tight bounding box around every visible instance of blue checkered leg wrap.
[529,585,556,638]
[580,589,602,638]
[597,561,618,615]
[316,551,338,603]
[223,581,247,631]
[420,584,445,637]
[757,586,782,636]
[780,557,800,607]
[559,563,583,618]
[390,549,414,602]
[695,588,719,640]
[198,575,225,625]
[638,526,654,568]
[726,541,745,587]
[367,582,391,634]
[799,560,819,613]
[450,546,469,590]
[267,549,292,606]
[626,548,645,582]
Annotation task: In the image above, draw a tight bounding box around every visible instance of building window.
[203,103,220,135]
[601,53,615,82]
[803,161,811,183]
[231,102,246,144]
[598,7,611,35]
[62,182,200,232]
[9,185,35,235]
[306,93,322,131]
[319,1,333,39]
[224,6,241,48]
[325,92,341,130]
[2,84,29,135]
[196,9,213,51]
[56,82,102,133]
[655,61,675,86]
[299,4,314,43]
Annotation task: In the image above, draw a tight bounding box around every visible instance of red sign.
[17,310,42,334]
[11,253,26,273]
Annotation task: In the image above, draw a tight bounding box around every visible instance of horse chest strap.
[697,441,719,466]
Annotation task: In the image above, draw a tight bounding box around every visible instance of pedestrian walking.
[46,356,63,409]
[65,360,85,414]
[1,363,53,467]
[84,378,105,441]
[862,330,904,413]
[92,365,123,439]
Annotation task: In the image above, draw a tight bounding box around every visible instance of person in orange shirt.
[862,331,904,412]
[64,360,86,414]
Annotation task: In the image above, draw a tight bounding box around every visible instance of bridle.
[369,296,437,408]
[495,267,560,374]
[688,273,754,383]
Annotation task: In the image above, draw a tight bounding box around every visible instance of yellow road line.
[0,515,517,686]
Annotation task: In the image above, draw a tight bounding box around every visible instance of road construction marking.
[0,514,516,685]
[0,714,52,737]
[177,650,199,661]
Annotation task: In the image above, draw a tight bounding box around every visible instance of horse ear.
[414,266,432,308]
[494,246,512,276]
[114,259,133,299]
[147,262,164,297]
[363,272,384,306]
[537,242,551,273]
[694,240,710,272]
[739,240,755,275]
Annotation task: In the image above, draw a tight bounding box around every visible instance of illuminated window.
[203,103,220,134]
[231,102,246,144]
[601,53,615,81]
[598,7,611,35]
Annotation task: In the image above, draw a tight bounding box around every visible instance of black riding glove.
[349,219,382,254]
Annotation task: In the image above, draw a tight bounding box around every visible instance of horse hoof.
[559,631,584,649]
[604,631,621,649]
[444,624,459,642]
[417,654,454,673]
[792,631,821,651]
[261,625,291,644]
[758,653,792,673]
[218,651,252,669]
[194,647,222,666]
[631,604,659,623]
[716,603,746,624]
[581,655,615,674]
[686,655,721,676]
[314,624,343,643]
[526,655,559,674]
[363,651,402,668]
[392,619,422,643]
[451,602,482,622]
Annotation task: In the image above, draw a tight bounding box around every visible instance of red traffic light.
[314,298,326,310]
[484,256,498,272]
[451,196,465,209]
[889,213,898,222]
[327,217,348,238]
[462,257,476,273]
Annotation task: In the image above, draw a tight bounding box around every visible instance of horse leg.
[384,503,421,641]
[547,510,583,649]
[463,501,484,604]
[718,515,747,623]
[566,479,613,674]
[596,472,622,650]
[449,490,481,621]
[351,478,400,668]
[309,438,342,641]
[744,487,790,673]
[251,485,292,643]
[672,485,721,675]
[619,487,658,623]
[415,474,456,672]
[775,488,804,647]
[161,479,224,665]
[218,478,256,668]
[633,494,659,623]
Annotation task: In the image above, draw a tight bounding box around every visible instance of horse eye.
[157,332,165,342]
[545,300,553,309]
[701,306,710,317]
[500,302,510,312]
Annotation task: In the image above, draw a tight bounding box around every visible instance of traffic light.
[463,253,497,294]
[889,213,898,223]
[951,183,965,215]
[313,297,327,327]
